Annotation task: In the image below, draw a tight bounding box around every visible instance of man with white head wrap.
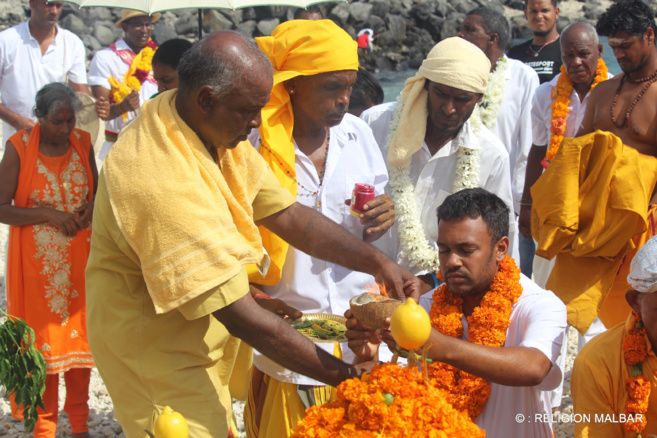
[361,37,518,287]
[572,235,657,437]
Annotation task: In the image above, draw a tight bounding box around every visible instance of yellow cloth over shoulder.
[250,19,358,285]
[103,90,269,313]
[531,130,657,334]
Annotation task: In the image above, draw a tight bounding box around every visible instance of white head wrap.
[386,37,491,167]
[418,37,490,94]
[627,235,657,293]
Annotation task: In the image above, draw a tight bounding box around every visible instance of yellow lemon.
[153,406,189,438]
[390,298,431,350]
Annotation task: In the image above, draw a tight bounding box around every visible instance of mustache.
[445,267,470,279]
[327,109,347,118]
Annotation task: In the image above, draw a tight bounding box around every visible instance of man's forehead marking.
[608,37,630,45]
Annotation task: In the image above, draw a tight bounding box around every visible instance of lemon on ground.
[390,298,431,350]
[153,406,189,438]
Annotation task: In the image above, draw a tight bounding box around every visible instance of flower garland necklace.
[109,40,157,121]
[427,255,523,418]
[291,363,485,437]
[622,312,651,436]
[387,94,482,272]
[478,56,508,130]
[543,59,608,169]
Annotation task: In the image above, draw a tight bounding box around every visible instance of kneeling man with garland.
[347,188,567,438]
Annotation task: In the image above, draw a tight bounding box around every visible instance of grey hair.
[561,21,600,45]
[33,83,82,118]
[177,31,272,100]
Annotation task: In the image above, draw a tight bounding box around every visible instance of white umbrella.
[65,0,339,12]
[61,0,342,38]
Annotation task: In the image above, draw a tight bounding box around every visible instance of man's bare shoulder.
[591,75,621,96]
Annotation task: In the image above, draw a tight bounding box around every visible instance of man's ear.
[283,77,298,95]
[625,290,643,315]
[494,236,509,263]
[197,85,215,113]
[490,33,500,50]
[646,27,655,46]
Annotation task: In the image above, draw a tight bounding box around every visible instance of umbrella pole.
[198,9,203,40]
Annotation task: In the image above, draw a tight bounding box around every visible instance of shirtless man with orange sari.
[530,0,657,336]
[576,0,657,326]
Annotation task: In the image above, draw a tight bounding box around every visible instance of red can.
[350,183,375,217]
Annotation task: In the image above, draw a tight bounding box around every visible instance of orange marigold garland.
[542,58,608,169]
[428,255,523,418]
[623,313,651,436]
[291,363,485,438]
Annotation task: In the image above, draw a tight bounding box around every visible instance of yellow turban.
[249,19,359,285]
[387,37,490,168]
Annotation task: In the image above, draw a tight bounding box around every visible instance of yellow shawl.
[103,90,268,313]
[251,19,358,285]
[531,130,657,333]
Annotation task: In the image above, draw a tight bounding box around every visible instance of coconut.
[349,292,401,330]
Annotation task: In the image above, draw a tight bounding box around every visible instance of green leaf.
[0,316,46,435]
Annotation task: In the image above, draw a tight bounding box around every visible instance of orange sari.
[6,125,95,374]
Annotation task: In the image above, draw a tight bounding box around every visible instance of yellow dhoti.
[244,343,342,438]
[532,131,657,334]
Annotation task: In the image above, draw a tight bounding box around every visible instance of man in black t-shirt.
[508,0,562,84]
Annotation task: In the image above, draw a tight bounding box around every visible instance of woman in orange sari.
[0,83,97,437]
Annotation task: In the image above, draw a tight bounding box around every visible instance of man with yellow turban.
[244,19,395,438]
[361,37,516,292]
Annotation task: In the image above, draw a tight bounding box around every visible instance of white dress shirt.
[491,56,539,213]
[88,38,158,161]
[0,21,87,149]
[419,275,567,438]
[361,102,519,271]
[250,114,389,386]
[532,71,613,146]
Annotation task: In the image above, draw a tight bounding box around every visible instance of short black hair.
[294,5,323,19]
[350,68,384,111]
[524,0,558,9]
[467,7,511,50]
[596,0,657,37]
[437,188,509,245]
[153,38,193,69]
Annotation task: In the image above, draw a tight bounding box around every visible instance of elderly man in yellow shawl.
[531,0,657,338]
[85,31,418,438]
[243,20,395,438]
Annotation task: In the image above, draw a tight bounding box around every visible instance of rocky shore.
[0,0,639,72]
